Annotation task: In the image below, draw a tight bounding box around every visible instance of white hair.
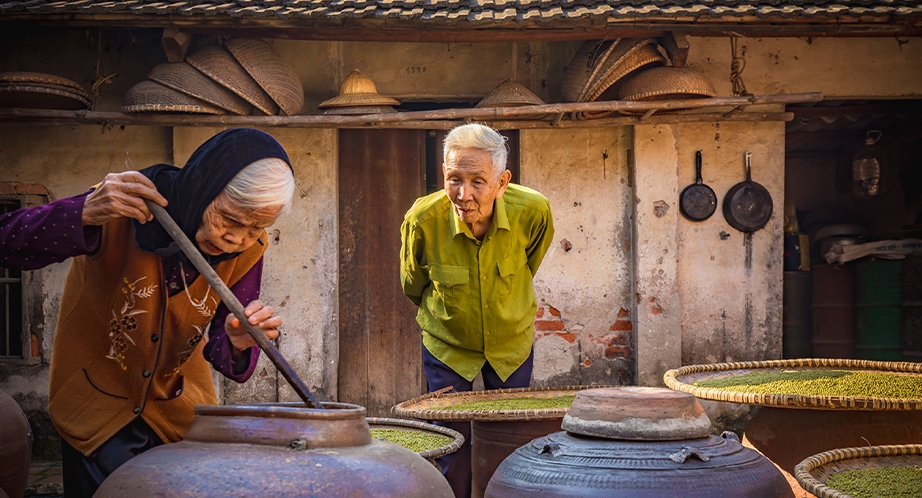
[443,123,508,178]
[224,157,295,212]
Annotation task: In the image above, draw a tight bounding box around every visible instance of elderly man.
[400,123,554,497]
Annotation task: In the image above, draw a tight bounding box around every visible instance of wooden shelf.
[0,92,822,129]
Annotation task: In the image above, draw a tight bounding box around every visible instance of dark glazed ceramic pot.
[486,387,793,498]
[0,389,32,498]
[95,402,453,498]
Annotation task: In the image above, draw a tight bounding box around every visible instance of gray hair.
[443,123,508,178]
[224,157,295,213]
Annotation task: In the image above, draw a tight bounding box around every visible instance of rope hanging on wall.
[88,30,118,108]
[729,37,750,97]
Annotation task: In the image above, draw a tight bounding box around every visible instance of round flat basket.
[561,39,618,103]
[148,62,251,116]
[186,45,279,115]
[225,38,304,116]
[0,71,88,98]
[0,84,89,110]
[794,444,922,498]
[393,386,604,422]
[123,80,226,115]
[366,417,464,464]
[664,358,922,411]
[581,38,661,104]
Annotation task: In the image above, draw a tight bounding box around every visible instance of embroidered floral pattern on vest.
[166,262,217,378]
[108,277,157,370]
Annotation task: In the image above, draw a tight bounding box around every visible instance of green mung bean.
[430,395,576,411]
[370,428,452,453]
[825,466,922,498]
[693,370,922,398]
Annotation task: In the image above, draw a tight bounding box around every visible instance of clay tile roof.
[1,0,920,22]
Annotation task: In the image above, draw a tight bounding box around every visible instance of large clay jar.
[95,402,452,497]
[486,387,793,498]
[0,389,32,498]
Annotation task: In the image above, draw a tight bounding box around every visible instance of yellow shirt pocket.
[430,265,469,313]
[496,252,528,303]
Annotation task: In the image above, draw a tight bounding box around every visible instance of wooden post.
[162,27,193,63]
[659,32,690,68]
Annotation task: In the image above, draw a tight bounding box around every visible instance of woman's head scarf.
[134,128,291,264]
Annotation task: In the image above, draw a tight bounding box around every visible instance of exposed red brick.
[31,334,40,358]
[604,346,632,359]
[0,182,50,196]
[535,319,565,331]
[548,306,561,317]
[556,332,577,343]
[535,307,545,319]
[609,320,632,331]
[592,332,629,347]
[617,308,630,318]
[583,359,592,367]
[649,297,663,315]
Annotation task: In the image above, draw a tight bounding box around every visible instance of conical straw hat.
[186,45,279,115]
[319,70,400,108]
[581,39,663,103]
[148,62,251,116]
[561,39,618,103]
[225,38,304,116]
[122,80,226,114]
[476,80,545,108]
[0,71,89,99]
[0,84,89,110]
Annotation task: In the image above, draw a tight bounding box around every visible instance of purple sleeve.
[0,192,101,270]
[203,257,264,383]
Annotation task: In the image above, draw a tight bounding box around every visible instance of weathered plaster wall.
[689,36,922,98]
[523,128,635,387]
[172,127,339,403]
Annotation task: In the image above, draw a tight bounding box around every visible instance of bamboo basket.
[664,358,922,411]
[366,417,464,465]
[794,444,922,498]
[393,385,605,422]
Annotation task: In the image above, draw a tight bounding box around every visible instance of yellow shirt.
[400,184,554,381]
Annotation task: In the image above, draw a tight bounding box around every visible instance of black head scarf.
[133,128,291,264]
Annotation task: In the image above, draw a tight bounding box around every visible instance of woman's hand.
[225,300,282,353]
[82,171,168,226]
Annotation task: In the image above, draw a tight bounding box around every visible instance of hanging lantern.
[852,130,883,199]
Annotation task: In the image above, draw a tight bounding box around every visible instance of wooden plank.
[658,31,689,67]
[0,109,797,128]
[338,129,425,416]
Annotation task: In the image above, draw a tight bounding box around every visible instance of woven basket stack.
[123,38,303,116]
[0,71,90,110]
[562,38,716,118]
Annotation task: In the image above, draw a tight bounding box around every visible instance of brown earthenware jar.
[0,389,32,498]
[95,402,453,497]
[485,387,793,498]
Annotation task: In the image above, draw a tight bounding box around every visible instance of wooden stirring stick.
[144,200,323,409]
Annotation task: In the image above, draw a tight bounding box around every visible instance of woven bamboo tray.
[794,444,922,498]
[366,417,464,462]
[664,359,922,411]
[393,385,602,422]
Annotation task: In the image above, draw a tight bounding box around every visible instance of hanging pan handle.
[695,151,703,184]
[144,200,323,409]
[745,151,753,182]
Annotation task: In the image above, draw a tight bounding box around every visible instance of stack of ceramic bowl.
[318,70,400,115]
[123,38,303,116]
[0,71,90,110]
[561,38,667,119]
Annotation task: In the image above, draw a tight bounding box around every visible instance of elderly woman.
[0,128,295,497]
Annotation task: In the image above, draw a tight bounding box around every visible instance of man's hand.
[82,171,168,226]
[225,300,282,353]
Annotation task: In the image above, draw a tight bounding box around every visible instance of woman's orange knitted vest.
[48,217,266,455]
